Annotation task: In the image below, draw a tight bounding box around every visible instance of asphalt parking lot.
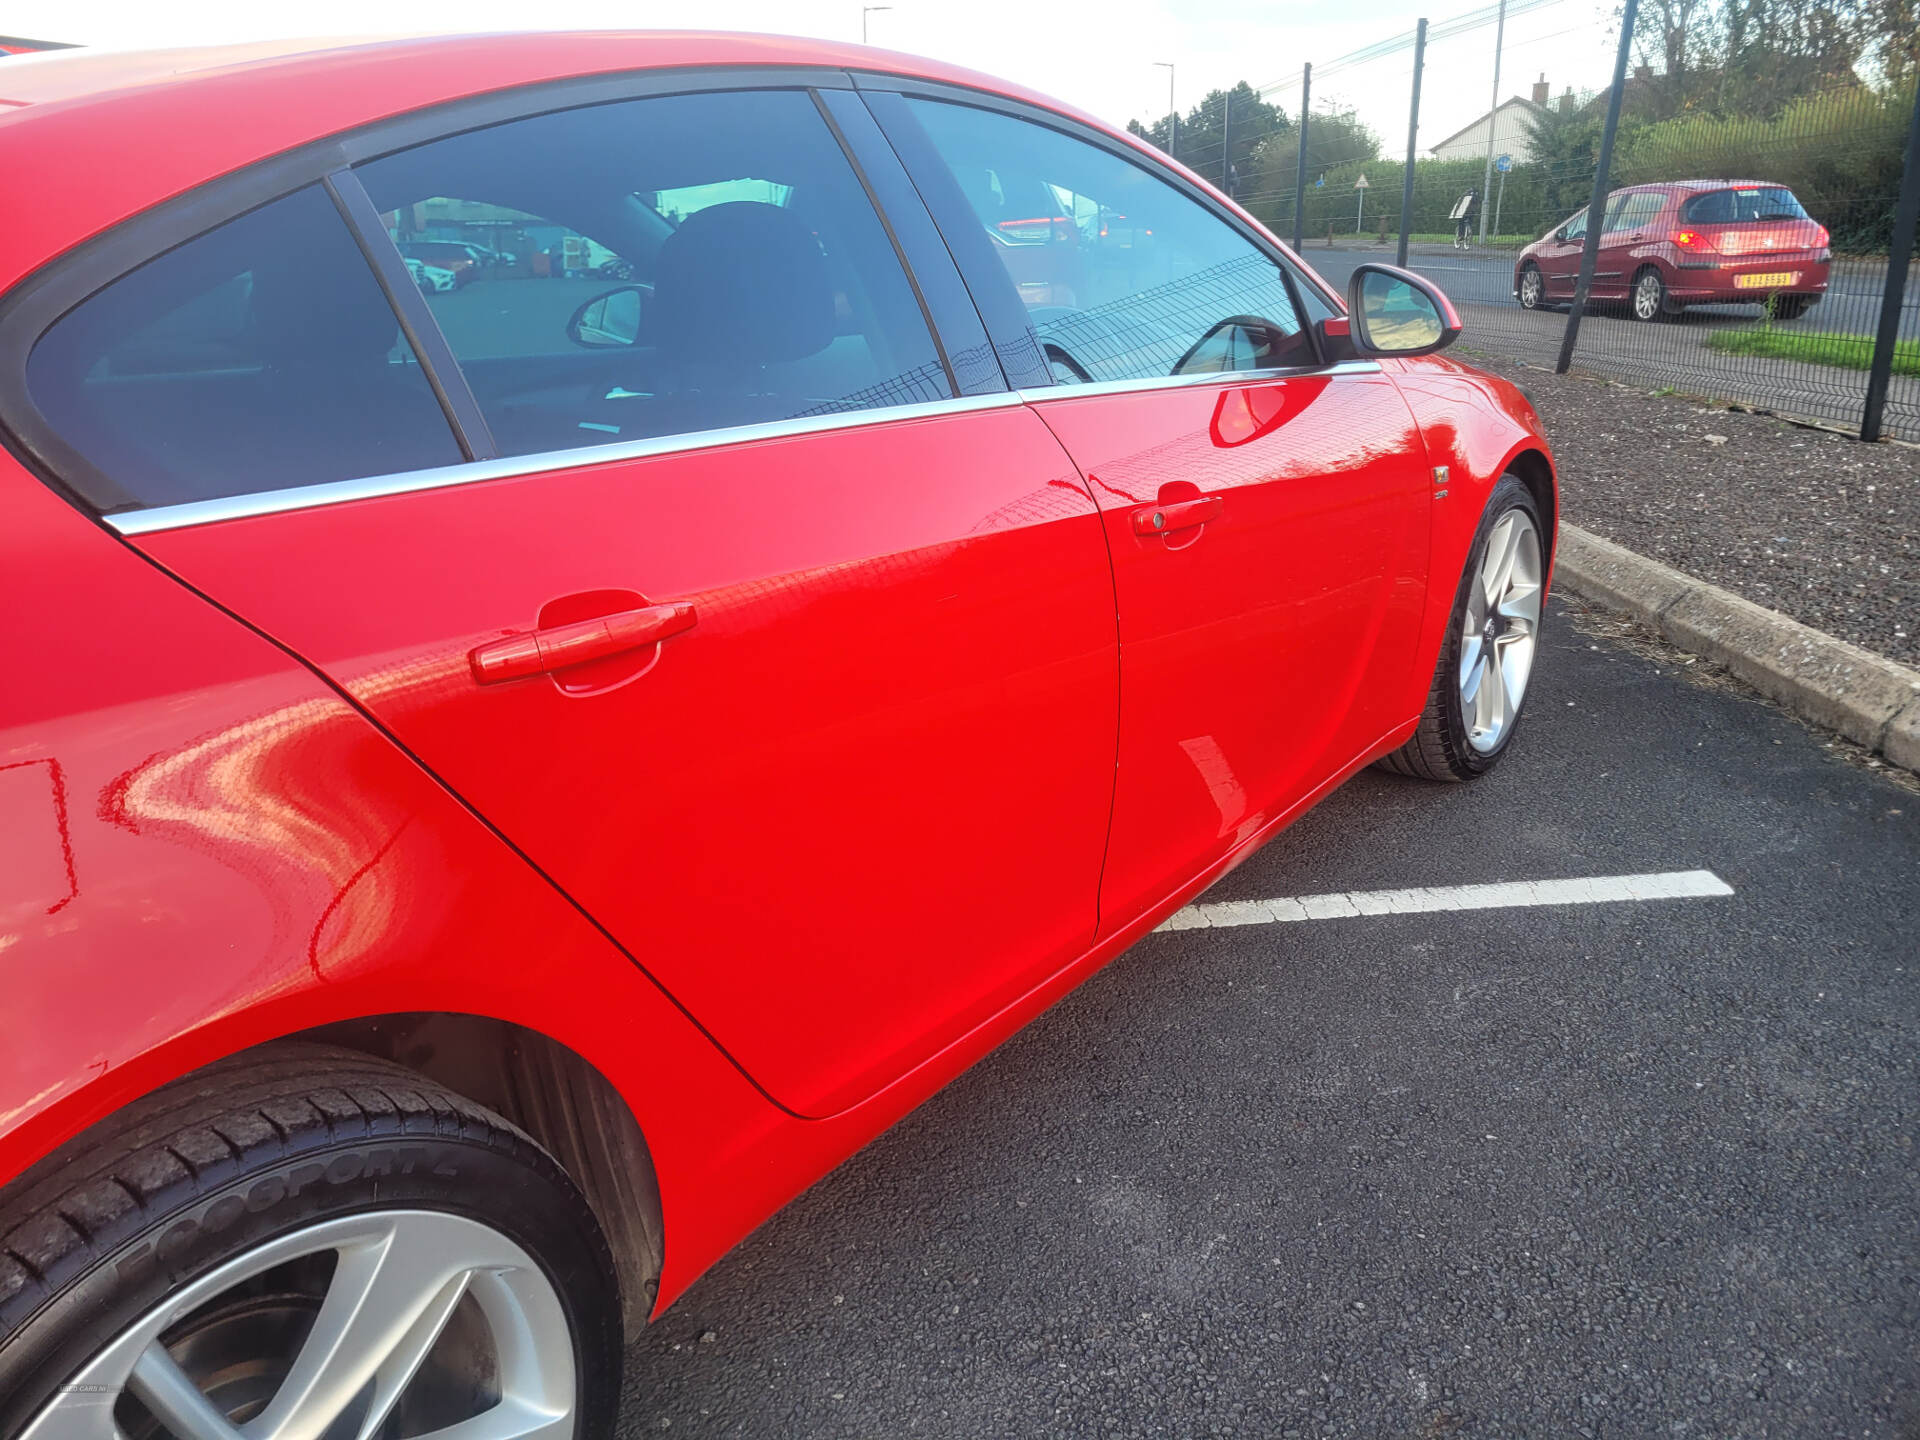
[614,595,1918,1438]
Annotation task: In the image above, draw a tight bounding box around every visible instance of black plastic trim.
[322,169,496,462]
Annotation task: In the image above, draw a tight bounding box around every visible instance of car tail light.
[1812,224,1830,248]
[1673,229,1713,252]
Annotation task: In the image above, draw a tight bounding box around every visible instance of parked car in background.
[396,238,481,285]
[1515,180,1831,320]
[0,33,1556,1436]
[405,254,458,293]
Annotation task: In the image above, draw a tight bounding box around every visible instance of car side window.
[902,98,1312,386]
[23,185,460,513]
[1561,209,1588,241]
[1605,192,1663,232]
[354,90,953,460]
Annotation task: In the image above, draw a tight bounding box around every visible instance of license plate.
[1736,271,1797,289]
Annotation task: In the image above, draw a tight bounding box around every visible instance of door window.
[902,98,1313,385]
[24,185,460,513]
[1604,192,1663,233]
[354,90,954,459]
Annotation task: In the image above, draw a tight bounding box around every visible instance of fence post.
[1555,0,1639,374]
[1222,89,1233,197]
[1292,64,1312,252]
[1861,79,1920,443]
[1397,19,1427,268]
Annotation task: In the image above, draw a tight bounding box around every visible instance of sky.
[7,0,1623,158]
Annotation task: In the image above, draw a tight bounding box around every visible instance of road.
[614,596,1918,1438]
[1304,244,1920,341]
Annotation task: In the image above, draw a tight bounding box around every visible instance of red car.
[1515,180,1831,321]
[0,34,1556,1433]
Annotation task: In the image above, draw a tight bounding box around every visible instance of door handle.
[1132,495,1223,536]
[470,602,697,685]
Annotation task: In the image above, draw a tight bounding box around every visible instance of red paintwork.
[0,34,1554,1317]
[1515,180,1832,310]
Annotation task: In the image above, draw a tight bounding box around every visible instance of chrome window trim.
[107,390,1024,536]
[1015,359,1381,405]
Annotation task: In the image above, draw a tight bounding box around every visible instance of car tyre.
[1516,262,1546,311]
[0,1041,623,1440]
[1379,475,1546,783]
[1630,266,1670,322]
[1769,294,1814,321]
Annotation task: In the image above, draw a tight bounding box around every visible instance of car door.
[871,91,1432,929]
[1594,190,1664,298]
[1539,206,1589,297]
[30,81,1120,1121]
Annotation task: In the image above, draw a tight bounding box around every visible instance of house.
[1427,74,1553,163]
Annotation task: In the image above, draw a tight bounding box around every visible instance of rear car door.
[870,90,1432,928]
[17,80,1120,1120]
[1595,190,1665,298]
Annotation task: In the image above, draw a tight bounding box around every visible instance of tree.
[1129,82,1291,196]
[1522,102,1614,219]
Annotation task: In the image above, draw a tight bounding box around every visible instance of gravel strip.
[1462,352,1920,667]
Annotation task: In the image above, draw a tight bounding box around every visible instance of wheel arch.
[1503,444,1558,574]
[296,1012,665,1338]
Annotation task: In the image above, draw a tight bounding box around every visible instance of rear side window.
[902,98,1312,385]
[25,185,459,513]
[1683,187,1809,224]
[354,90,954,459]
[1604,192,1665,232]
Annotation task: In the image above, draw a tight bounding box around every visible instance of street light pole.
[1478,0,1507,243]
[861,5,891,43]
[1154,62,1176,160]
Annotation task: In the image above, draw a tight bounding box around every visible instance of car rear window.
[24,184,460,514]
[1682,187,1809,224]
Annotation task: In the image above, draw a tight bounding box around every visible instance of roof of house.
[1427,94,1547,154]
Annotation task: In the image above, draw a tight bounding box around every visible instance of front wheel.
[0,1043,623,1440]
[1379,476,1546,782]
[1517,263,1546,311]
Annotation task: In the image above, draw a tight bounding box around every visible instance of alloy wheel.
[1458,510,1543,755]
[1519,267,1543,309]
[1633,271,1664,321]
[21,1210,576,1440]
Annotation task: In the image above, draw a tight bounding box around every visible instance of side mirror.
[1341,262,1461,358]
[1553,226,1568,242]
[1170,314,1298,376]
[567,284,646,349]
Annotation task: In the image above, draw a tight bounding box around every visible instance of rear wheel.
[1517,263,1546,311]
[1631,266,1670,322]
[0,1043,622,1440]
[1380,476,1545,782]
[1769,294,1813,321]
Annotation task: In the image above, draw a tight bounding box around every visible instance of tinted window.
[1683,187,1809,224]
[25,185,459,513]
[356,91,953,459]
[904,99,1311,385]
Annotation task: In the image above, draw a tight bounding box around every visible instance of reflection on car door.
[1540,208,1588,297]
[883,94,1432,929]
[121,85,1121,1120]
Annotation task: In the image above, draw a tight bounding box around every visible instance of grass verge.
[1703,326,1920,376]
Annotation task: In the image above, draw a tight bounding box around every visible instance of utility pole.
[1397,18,1427,267]
[1479,0,1507,242]
[1154,62,1177,160]
[861,5,890,43]
[1292,64,1312,251]
[1557,0,1639,373]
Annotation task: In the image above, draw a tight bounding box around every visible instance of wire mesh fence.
[1136,0,1920,442]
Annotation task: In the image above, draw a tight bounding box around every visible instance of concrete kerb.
[1552,524,1920,773]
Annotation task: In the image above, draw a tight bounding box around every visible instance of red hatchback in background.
[1516,180,1832,320]
[0,33,1556,1435]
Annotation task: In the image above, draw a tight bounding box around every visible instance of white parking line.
[1155,870,1734,931]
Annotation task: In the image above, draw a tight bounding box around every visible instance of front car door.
[20,78,1121,1120]
[870,89,1433,928]
[1539,206,1589,297]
